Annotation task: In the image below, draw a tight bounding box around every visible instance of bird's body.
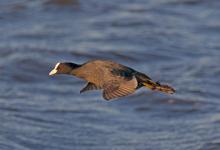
[49,59,175,100]
[71,60,137,88]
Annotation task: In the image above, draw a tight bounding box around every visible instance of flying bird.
[49,60,175,100]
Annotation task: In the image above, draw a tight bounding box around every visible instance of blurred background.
[0,0,220,150]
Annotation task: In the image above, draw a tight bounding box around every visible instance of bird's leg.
[142,80,175,94]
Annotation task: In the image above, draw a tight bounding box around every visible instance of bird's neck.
[62,62,81,75]
[66,63,81,70]
[69,63,87,79]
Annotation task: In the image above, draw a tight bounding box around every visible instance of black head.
[49,62,81,76]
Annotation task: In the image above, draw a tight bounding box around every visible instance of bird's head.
[49,62,80,76]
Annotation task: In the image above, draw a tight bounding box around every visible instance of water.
[0,0,220,150]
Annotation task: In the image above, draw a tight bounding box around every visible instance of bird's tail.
[142,80,175,94]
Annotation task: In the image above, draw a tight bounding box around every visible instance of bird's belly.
[76,68,105,87]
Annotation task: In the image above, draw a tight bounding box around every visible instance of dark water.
[0,0,220,150]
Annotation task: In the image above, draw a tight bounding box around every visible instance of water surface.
[0,0,220,150]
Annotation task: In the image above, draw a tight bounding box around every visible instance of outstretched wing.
[80,82,101,93]
[102,77,138,100]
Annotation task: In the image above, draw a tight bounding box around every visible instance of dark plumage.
[49,60,175,100]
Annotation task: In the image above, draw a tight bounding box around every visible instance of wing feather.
[80,82,101,93]
[103,77,138,100]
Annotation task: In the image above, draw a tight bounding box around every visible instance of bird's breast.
[73,66,106,87]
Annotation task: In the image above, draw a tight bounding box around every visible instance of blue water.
[0,0,220,150]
